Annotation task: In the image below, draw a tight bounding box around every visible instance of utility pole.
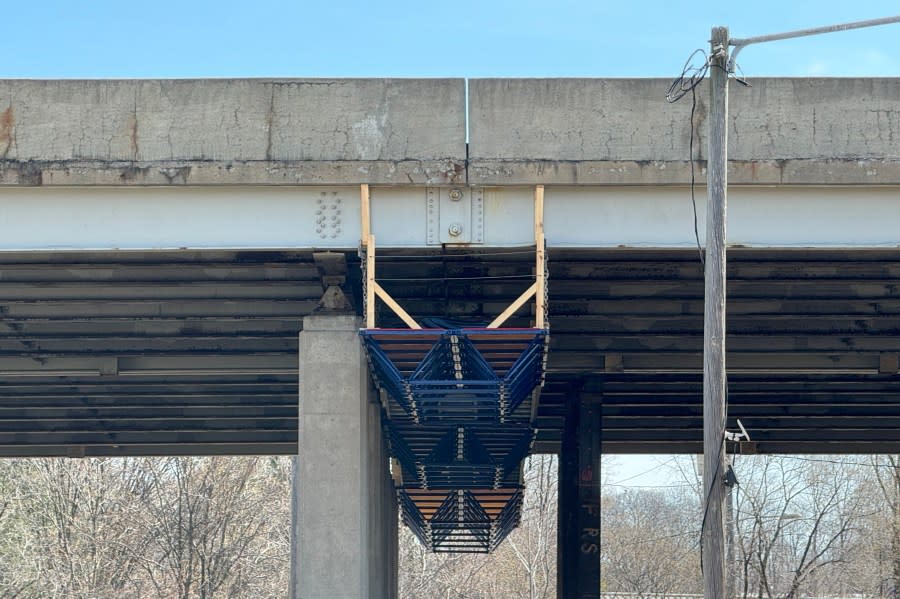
[700,15,900,599]
[726,470,736,599]
[703,25,729,599]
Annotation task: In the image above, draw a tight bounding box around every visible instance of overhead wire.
[607,456,680,486]
[605,482,694,490]
[666,50,749,268]
[376,274,535,282]
[696,396,728,574]
[665,45,748,575]
[761,455,900,470]
[603,528,703,549]
[667,48,722,574]
[666,48,708,266]
[375,248,538,260]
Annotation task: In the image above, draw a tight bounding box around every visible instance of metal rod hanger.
[727,14,900,72]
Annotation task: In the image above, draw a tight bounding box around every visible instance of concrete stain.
[0,106,14,158]
[128,110,139,160]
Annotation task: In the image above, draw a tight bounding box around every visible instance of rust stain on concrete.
[128,110,139,159]
[0,106,15,159]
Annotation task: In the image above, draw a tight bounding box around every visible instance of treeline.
[601,455,900,598]
[0,457,292,599]
[400,454,900,599]
[0,455,897,598]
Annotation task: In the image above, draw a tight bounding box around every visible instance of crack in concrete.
[265,86,275,161]
[129,95,139,161]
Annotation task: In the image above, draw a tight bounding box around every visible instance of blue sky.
[5,1,899,78]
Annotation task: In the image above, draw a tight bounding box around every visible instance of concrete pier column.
[293,314,397,599]
[558,391,601,599]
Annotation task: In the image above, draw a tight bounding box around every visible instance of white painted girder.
[1,185,898,251]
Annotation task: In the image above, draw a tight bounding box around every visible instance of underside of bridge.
[2,246,898,457]
[1,76,899,596]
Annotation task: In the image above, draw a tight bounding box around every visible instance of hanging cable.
[667,48,746,574]
[667,50,749,267]
[666,49,709,266]
[666,49,710,103]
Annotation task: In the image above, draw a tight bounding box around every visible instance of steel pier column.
[558,389,601,599]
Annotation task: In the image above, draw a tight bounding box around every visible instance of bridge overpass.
[0,77,898,596]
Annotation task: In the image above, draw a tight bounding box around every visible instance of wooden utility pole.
[726,466,736,599]
[698,15,900,599]
[703,25,729,599]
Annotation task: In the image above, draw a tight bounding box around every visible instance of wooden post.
[703,25,729,599]
[362,185,375,328]
[534,185,546,329]
[360,184,370,244]
[366,234,376,328]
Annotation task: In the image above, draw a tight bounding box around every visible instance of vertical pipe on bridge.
[702,25,729,599]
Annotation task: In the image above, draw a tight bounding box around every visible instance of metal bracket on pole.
[723,419,751,444]
[727,14,900,72]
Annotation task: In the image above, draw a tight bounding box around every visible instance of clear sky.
[8,1,898,488]
[5,1,899,79]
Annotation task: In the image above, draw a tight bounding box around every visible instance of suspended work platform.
[360,185,549,552]
[383,420,535,489]
[399,488,524,553]
[360,328,548,423]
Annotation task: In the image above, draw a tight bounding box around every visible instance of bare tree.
[507,454,557,599]
[135,457,285,599]
[601,487,700,596]
[871,455,900,598]
[0,456,287,598]
[398,455,559,599]
[2,458,151,598]
[732,456,869,599]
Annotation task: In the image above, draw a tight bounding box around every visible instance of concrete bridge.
[0,77,898,597]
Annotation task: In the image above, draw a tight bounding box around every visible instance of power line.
[607,457,679,486]
[665,49,707,266]
[754,455,900,471]
[606,483,695,490]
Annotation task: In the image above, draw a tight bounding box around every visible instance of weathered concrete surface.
[295,314,397,599]
[468,78,900,185]
[0,79,466,185]
[2,77,899,186]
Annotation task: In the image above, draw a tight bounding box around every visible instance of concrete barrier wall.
[0,79,467,185]
[468,77,900,184]
[0,77,898,186]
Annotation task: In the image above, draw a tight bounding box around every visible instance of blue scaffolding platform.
[399,487,524,553]
[385,420,534,489]
[361,326,547,552]
[358,188,549,553]
[360,328,548,423]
